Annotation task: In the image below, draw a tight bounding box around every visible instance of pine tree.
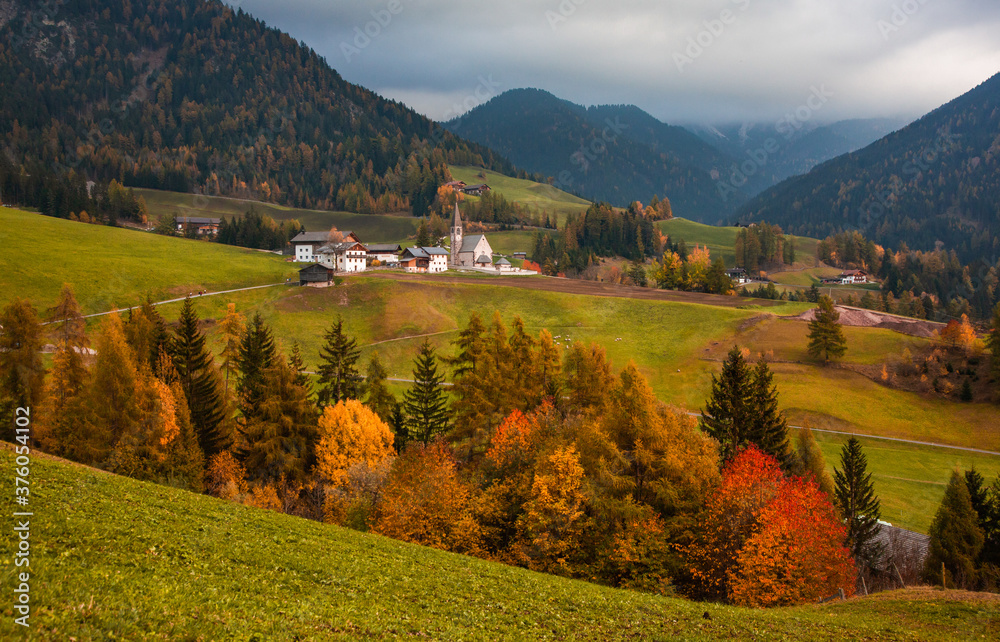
[807,295,847,363]
[288,341,312,393]
[171,298,228,458]
[700,346,754,461]
[240,355,319,485]
[0,298,46,420]
[747,359,791,466]
[362,351,396,422]
[124,297,170,373]
[833,437,885,572]
[236,313,277,422]
[416,220,431,247]
[317,317,362,407]
[924,471,985,589]
[403,340,450,445]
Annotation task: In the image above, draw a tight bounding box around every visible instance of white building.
[291,231,359,262]
[317,241,368,273]
[401,247,449,273]
[449,203,494,268]
[366,244,402,265]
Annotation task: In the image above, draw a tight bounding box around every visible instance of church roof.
[475,254,492,264]
[452,203,462,229]
[460,234,488,253]
[496,258,511,265]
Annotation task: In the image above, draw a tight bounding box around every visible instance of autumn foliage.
[686,447,856,606]
[316,399,394,486]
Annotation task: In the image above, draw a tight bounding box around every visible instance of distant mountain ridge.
[736,71,1000,262]
[444,88,743,222]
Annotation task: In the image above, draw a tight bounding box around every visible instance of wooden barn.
[298,263,334,286]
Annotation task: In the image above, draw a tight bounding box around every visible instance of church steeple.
[450,202,463,266]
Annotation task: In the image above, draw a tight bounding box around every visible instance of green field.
[3,446,997,640]
[137,188,420,241]
[0,207,297,314]
[658,218,821,269]
[449,165,591,226]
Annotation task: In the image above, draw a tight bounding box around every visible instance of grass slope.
[0,208,297,314]
[449,165,591,226]
[2,446,997,640]
[657,218,821,269]
[137,188,420,240]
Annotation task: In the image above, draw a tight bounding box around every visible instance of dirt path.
[76,282,290,320]
[367,272,784,308]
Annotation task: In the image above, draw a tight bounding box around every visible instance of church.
[450,203,494,268]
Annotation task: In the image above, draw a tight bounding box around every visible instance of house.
[298,263,334,286]
[400,246,449,273]
[496,257,513,272]
[461,183,491,196]
[725,268,751,285]
[838,269,868,284]
[176,216,220,235]
[443,180,467,190]
[290,231,359,263]
[513,252,527,260]
[366,243,402,265]
[317,241,368,273]
[450,204,494,268]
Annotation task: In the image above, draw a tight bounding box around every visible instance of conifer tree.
[240,355,319,485]
[564,341,615,411]
[0,298,46,421]
[317,317,362,406]
[748,359,791,466]
[700,346,754,461]
[833,437,884,572]
[219,303,245,397]
[795,425,835,497]
[38,285,88,452]
[362,351,396,423]
[403,340,450,445]
[124,297,170,373]
[923,471,985,589]
[236,312,277,422]
[807,295,847,363]
[416,220,431,247]
[288,341,312,394]
[449,312,486,378]
[171,298,228,457]
[988,302,1000,392]
[165,380,206,492]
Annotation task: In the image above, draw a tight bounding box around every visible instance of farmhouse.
[298,263,334,286]
[401,246,449,273]
[366,243,402,265]
[725,268,751,285]
[443,180,467,190]
[823,269,868,285]
[461,183,491,196]
[317,240,368,273]
[450,204,494,268]
[291,231,359,263]
[176,216,220,235]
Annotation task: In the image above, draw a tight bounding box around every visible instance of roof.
[298,263,331,272]
[452,202,462,229]
[402,247,430,259]
[463,183,489,191]
[459,234,488,253]
[424,247,449,256]
[317,241,366,253]
[177,216,220,225]
[291,231,356,244]
[475,254,492,264]
[496,258,511,265]
[366,244,402,253]
[725,268,748,275]
[840,270,866,276]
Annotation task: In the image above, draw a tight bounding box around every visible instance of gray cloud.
[227,0,1000,124]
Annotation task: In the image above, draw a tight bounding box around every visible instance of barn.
[298,263,334,285]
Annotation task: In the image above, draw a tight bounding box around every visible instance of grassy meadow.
[657,218,822,269]
[2,446,998,640]
[449,165,591,226]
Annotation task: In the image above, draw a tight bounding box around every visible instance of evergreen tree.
[416,220,432,247]
[807,295,847,363]
[833,437,885,572]
[363,351,396,423]
[171,298,228,458]
[124,297,170,373]
[390,402,408,452]
[38,285,88,452]
[983,475,1000,567]
[236,313,277,423]
[700,346,754,461]
[240,355,319,486]
[748,360,791,466]
[288,341,312,393]
[795,425,835,497]
[317,317,362,407]
[0,298,46,422]
[403,340,450,445]
[988,302,1000,390]
[219,303,245,397]
[923,471,985,589]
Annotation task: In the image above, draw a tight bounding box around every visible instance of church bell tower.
[450,202,463,266]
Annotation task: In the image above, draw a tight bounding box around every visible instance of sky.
[225,0,1000,126]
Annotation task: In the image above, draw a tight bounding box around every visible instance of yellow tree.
[218,303,245,397]
[316,399,395,486]
[686,244,711,288]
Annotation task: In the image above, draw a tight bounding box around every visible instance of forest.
[5,288,1000,602]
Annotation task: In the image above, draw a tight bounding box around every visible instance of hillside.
[449,165,591,226]
[0,0,513,215]
[3,445,997,640]
[657,218,822,268]
[443,88,740,221]
[737,72,1000,262]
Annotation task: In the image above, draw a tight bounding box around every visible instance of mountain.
[0,0,513,216]
[690,117,911,194]
[736,72,1000,262]
[443,88,742,222]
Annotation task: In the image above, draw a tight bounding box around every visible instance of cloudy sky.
[226,0,1000,125]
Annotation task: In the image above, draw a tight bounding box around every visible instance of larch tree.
[402,339,450,445]
[0,298,46,420]
[171,297,228,457]
[923,471,985,589]
[317,317,362,407]
[315,399,394,486]
[833,437,885,573]
[794,424,835,497]
[987,303,1000,388]
[362,351,396,424]
[236,312,277,423]
[38,285,88,453]
[563,341,615,411]
[124,297,170,373]
[218,302,245,397]
[807,295,847,363]
[288,341,312,393]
